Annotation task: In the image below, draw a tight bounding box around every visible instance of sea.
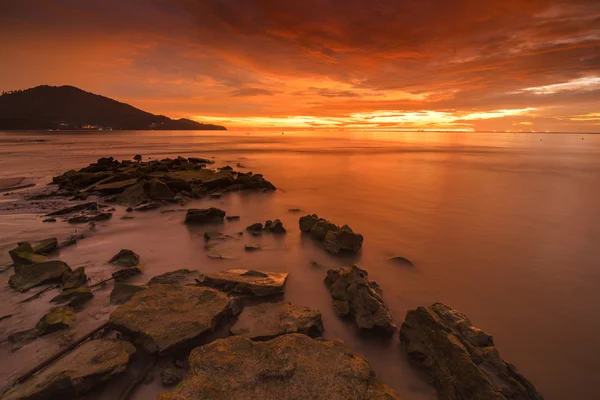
[0,130,599,399]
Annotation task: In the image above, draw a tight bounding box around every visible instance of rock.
[134,154,142,162]
[35,306,77,334]
[299,214,319,232]
[134,201,162,211]
[51,287,94,308]
[245,244,261,251]
[156,334,401,400]
[43,218,57,223]
[209,192,221,199]
[68,212,112,223]
[110,282,147,305]
[9,261,71,292]
[118,181,149,206]
[226,215,240,221]
[400,303,543,400]
[310,219,339,240]
[201,171,235,190]
[387,256,415,267]
[324,225,364,254]
[204,231,234,243]
[97,156,116,166]
[62,266,88,289]
[109,284,231,353]
[29,237,59,254]
[231,302,324,341]
[184,208,226,224]
[325,265,395,334]
[112,266,144,282]
[288,208,302,213]
[92,212,113,221]
[92,178,139,195]
[147,269,204,286]
[9,243,49,268]
[204,269,288,297]
[218,165,233,171]
[265,219,286,234]
[188,157,214,164]
[45,201,98,216]
[145,179,175,201]
[109,249,140,267]
[246,222,263,232]
[161,366,185,387]
[1,339,135,400]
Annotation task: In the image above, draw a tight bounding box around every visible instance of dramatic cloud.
[0,0,598,131]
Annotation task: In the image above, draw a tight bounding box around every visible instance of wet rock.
[134,201,162,211]
[2,339,135,400]
[161,366,185,387]
[68,212,112,224]
[51,287,94,308]
[226,215,240,221]
[9,243,48,268]
[43,218,57,223]
[118,181,149,206]
[147,269,204,286]
[97,156,116,166]
[35,306,76,335]
[188,157,214,164]
[246,222,263,233]
[288,208,302,213]
[29,237,59,254]
[184,207,226,224]
[109,249,140,267]
[209,192,221,199]
[400,303,543,400]
[156,334,400,400]
[204,269,288,297]
[309,219,339,240]
[299,214,319,232]
[46,201,98,216]
[324,225,364,254]
[134,154,142,162]
[9,261,71,292]
[112,266,144,282]
[325,265,395,334]
[245,244,261,251]
[71,191,91,201]
[110,282,147,305]
[145,179,175,201]
[92,178,138,195]
[204,231,234,243]
[231,302,324,341]
[218,165,233,171]
[235,173,276,190]
[62,266,88,289]
[202,170,235,190]
[387,256,415,267]
[109,284,231,353]
[265,219,286,234]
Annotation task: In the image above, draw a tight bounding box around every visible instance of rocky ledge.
[399,303,543,400]
[156,334,401,400]
[109,284,232,353]
[230,302,324,340]
[203,269,288,297]
[325,265,395,334]
[299,214,363,254]
[2,339,135,400]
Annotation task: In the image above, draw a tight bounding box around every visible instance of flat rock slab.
[3,339,135,400]
[400,303,543,400]
[325,265,395,334]
[156,334,401,400]
[147,269,204,286]
[231,302,324,340]
[109,284,231,353]
[204,269,288,296]
[9,261,71,292]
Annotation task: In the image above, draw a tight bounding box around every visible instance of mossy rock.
[9,261,71,292]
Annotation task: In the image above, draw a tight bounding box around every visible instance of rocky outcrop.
[156,334,401,400]
[2,339,135,400]
[108,249,140,267]
[325,265,395,334]
[184,208,226,224]
[109,284,231,353]
[9,260,71,292]
[204,269,288,297]
[400,303,543,400]
[299,214,363,254]
[147,269,204,286]
[110,282,147,305]
[231,302,324,340]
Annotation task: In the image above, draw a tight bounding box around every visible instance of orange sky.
[1,0,599,131]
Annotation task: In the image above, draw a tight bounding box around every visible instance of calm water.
[0,130,599,399]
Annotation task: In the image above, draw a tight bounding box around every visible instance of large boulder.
[184,208,226,224]
[204,269,288,297]
[325,265,395,334]
[231,302,324,340]
[2,339,135,400]
[156,334,401,400]
[147,269,204,286]
[9,261,71,292]
[324,225,364,254]
[400,303,543,400]
[109,284,231,353]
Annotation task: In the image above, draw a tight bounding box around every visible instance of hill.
[0,85,226,130]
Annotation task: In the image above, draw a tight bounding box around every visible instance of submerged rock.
[324,225,364,255]
[265,219,286,234]
[246,222,263,232]
[231,302,324,341]
[9,261,71,292]
[156,334,401,400]
[400,303,543,400]
[109,284,231,353]
[62,266,88,289]
[204,269,288,297]
[387,256,415,267]
[245,244,261,251]
[108,249,140,267]
[110,282,147,305]
[2,339,135,400]
[325,265,395,334]
[147,269,204,286]
[184,207,226,224]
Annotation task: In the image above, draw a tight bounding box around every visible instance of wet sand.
[1,130,599,399]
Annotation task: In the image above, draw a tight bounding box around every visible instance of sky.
[0,0,599,132]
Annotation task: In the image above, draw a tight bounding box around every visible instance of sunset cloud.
[1,0,599,131]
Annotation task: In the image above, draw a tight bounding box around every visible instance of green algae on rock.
[9,260,71,292]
